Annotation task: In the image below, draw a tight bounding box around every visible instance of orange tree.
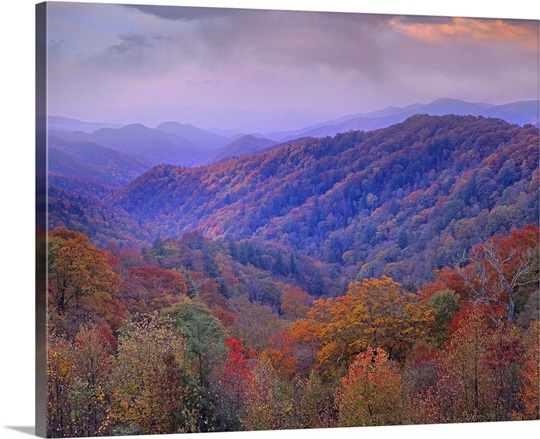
[48,228,124,336]
[121,265,187,314]
[293,276,433,376]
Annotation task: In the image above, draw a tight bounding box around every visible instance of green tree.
[427,289,460,346]
[162,298,227,385]
[161,298,227,431]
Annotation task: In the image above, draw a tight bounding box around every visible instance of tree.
[303,277,433,375]
[47,335,76,437]
[259,331,299,379]
[48,228,124,335]
[68,324,115,436]
[296,370,337,429]
[121,266,187,314]
[161,298,227,431]
[242,358,295,430]
[280,285,310,320]
[162,298,227,386]
[418,303,510,423]
[426,289,460,346]
[515,320,540,420]
[482,326,525,421]
[335,347,408,426]
[454,225,539,322]
[214,338,254,430]
[228,295,286,354]
[438,304,493,422]
[111,316,197,435]
[419,266,470,303]
[191,274,227,311]
[289,319,320,375]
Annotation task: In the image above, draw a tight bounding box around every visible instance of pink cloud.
[390,17,538,50]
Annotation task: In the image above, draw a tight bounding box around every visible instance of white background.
[0,1,538,439]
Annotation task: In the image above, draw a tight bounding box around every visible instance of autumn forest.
[45,113,540,437]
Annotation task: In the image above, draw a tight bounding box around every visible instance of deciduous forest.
[46,115,539,436]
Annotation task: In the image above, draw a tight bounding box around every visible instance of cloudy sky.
[45,2,539,132]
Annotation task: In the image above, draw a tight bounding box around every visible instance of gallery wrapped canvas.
[35,1,539,437]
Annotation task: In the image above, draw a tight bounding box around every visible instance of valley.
[45,100,540,435]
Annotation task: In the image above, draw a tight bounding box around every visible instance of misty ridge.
[48,98,539,175]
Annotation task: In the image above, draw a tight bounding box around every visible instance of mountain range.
[49,113,539,289]
[50,123,210,167]
[48,98,539,189]
[47,116,123,133]
[266,98,539,141]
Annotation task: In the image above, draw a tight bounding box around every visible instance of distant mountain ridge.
[267,98,539,141]
[50,123,212,167]
[48,116,123,133]
[155,121,231,150]
[209,135,277,163]
[49,99,539,174]
[48,136,151,187]
[46,98,539,196]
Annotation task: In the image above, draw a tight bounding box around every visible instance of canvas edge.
[36,2,48,437]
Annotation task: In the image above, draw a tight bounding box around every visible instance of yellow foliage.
[306,276,434,375]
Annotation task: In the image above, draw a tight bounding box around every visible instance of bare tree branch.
[454,235,539,322]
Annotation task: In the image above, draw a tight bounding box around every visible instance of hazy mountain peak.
[208,134,277,163]
[47,116,123,133]
[155,121,231,151]
[120,123,151,131]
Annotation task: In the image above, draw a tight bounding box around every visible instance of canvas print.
[36,1,540,437]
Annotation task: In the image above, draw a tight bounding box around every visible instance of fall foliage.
[45,115,539,435]
[46,223,539,436]
[336,347,408,426]
[297,276,433,376]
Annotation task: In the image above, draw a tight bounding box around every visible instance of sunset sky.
[45,2,539,132]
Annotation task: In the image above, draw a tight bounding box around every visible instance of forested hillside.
[46,113,539,437]
[48,136,151,187]
[209,135,277,163]
[110,115,538,286]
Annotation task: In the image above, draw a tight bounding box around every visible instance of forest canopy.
[45,115,539,436]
